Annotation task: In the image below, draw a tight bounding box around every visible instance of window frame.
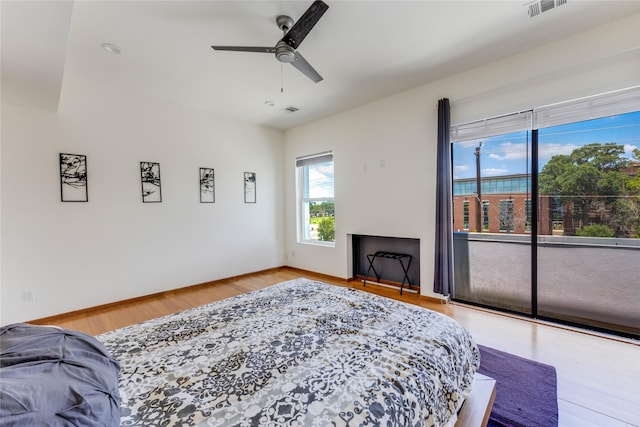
[295,152,335,247]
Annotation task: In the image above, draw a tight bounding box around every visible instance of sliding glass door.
[450,88,639,337]
[451,112,533,315]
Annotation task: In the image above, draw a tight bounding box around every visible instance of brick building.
[453,174,560,235]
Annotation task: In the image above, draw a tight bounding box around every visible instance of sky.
[453,111,640,180]
[307,161,334,199]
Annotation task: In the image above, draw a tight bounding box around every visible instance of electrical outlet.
[22,290,36,302]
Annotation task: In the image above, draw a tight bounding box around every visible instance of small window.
[550,197,564,231]
[482,200,490,231]
[525,199,532,232]
[296,152,335,245]
[463,200,470,230]
[499,199,515,232]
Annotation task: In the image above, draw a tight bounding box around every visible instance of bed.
[0,278,481,426]
[95,278,481,426]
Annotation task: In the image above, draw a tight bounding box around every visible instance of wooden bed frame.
[456,373,496,427]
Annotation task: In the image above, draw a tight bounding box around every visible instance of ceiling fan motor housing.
[275,15,296,63]
[275,41,295,63]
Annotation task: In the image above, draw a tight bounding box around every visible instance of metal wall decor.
[140,162,162,203]
[60,153,88,202]
[200,167,215,203]
[244,172,256,203]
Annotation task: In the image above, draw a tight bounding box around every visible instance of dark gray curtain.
[433,98,454,296]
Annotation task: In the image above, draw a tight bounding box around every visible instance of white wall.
[1,75,285,324]
[283,14,640,297]
[2,13,637,323]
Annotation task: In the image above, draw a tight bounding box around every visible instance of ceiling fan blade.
[281,0,329,50]
[291,51,323,83]
[211,46,276,53]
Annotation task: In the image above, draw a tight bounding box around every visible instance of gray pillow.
[0,323,121,426]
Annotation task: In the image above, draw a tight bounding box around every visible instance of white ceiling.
[2,1,638,130]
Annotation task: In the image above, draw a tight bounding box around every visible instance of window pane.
[307,161,334,199]
[537,111,640,336]
[452,127,532,315]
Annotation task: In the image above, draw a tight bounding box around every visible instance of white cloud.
[454,165,469,172]
[489,152,525,161]
[486,142,528,161]
[538,142,580,160]
[308,166,334,198]
[485,141,584,162]
[482,168,509,176]
[309,169,329,180]
[623,144,639,157]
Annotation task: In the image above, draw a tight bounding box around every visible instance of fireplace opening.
[352,234,420,292]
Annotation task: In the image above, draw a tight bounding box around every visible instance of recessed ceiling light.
[101,42,122,55]
[264,101,275,107]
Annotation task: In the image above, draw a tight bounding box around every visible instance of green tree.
[309,203,323,216]
[609,198,640,238]
[317,217,335,241]
[627,148,640,194]
[539,143,638,236]
[321,201,335,216]
[310,201,334,217]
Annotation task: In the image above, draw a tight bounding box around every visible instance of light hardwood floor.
[31,267,640,427]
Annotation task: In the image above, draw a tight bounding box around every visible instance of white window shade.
[296,152,333,167]
[451,110,532,142]
[534,86,640,129]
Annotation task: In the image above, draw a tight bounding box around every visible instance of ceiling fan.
[211,0,329,83]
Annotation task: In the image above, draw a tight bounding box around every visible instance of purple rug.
[477,345,558,427]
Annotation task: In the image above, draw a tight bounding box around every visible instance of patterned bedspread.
[98,278,479,427]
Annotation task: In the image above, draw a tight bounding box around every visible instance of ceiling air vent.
[524,0,567,18]
[283,106,299,113]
